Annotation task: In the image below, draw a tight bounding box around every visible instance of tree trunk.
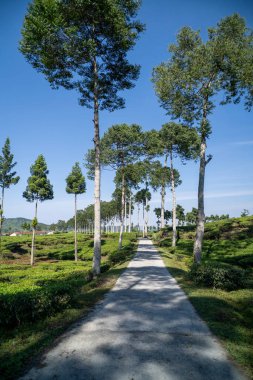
[144,196,149,237]
[142,203,145,238]
[128,192,132,233]
[193,95,210,263]
[161,155,167,229]
[31,200,38,266]
[170,151,177,247]
[124,196,127,232]
[193,138,206,263]
[119,168,125,249]
[137,204,140,231]
[92,57,101,275]
[74,193,78,262]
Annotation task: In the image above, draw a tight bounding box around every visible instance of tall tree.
[154,207,161,229]
[23,155,53,265]
[153,14,253,262]
[20,0,144,275]
[0,138,20,251]
[185,207,198,225]
[66,162,86,261]
[148,159,181,230]
[176,204,185,225]
[97,124,143,248]
[135,188,151,237]
[145,126,196,245]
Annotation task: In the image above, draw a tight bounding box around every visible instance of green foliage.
[23,155,53,203]
[188,263,246,291]
[176,204,185,225]
[0,138,20,240]
[0,262,89,326]
[32,218,38,229]
[20,0,144,112]
[66,162,86,195]
[241,209,250,217]
[0,232,136,327]
[100,124,144,169]
[153,15,253,129]
[108,244,134,265]
[0,138,20,193]
[185,207,198,225]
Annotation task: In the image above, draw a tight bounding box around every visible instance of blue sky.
[0,0,252,225]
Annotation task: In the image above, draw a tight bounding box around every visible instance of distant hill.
[2,218,50,233]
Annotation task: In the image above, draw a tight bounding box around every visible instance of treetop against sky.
[0,0,252,224]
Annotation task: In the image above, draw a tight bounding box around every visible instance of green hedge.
[0,272,87,326]
[188,263,246,291]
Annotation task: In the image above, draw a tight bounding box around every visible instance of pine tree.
[153,14,253,262]
[66,163,86,261]
[0,138,20,251]
[20,0,144,274]
[23,155,53,265]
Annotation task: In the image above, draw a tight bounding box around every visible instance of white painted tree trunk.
[93,60,101,274]
[128,193,132,233]
[144,196,149,237]
[170,151,177,247]
[161,185,165,230]
[137,204,140,231]
[124,197,127,232]
[142,203,145,238]
[74,193,78,262]
[119,169,125,249]
[31,200,38,266]
[193,139,206,263]
[161,155,167,229]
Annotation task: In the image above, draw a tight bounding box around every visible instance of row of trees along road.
[20,0,144,275]
[19,4,253,270]
[24,159,86,266]
[85,124,195,249]
[153,14,253,263]
[0,144,86,266]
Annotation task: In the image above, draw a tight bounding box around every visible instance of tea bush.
[188,263,246,291]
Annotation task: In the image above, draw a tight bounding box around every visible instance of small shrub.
[188,263,246,291]
[238,256,253,268]
[100,263,111,273]
[159,239,171,247]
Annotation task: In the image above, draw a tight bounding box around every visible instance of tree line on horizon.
[2,1,252,272]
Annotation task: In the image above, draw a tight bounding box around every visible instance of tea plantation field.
[0,232,137,326]
[153,216,253,378]
[0,232,137,379]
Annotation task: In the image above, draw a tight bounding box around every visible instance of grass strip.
[159,247,253,379]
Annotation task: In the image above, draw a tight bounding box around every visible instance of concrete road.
[20,239,246,380]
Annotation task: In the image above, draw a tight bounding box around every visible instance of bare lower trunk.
[161,184,165,229]
[144,196,149,237]
[124,197,127,232]
[119,169,125,249]
[137,204,140,231]
[93,60,101,275]
[170,152,177,247]
[142,204,145,238]
[128,193,132,233]
[161,155,167,229]
[31,200,38,266]
[193,139,206,263]
[74,194,78,262]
